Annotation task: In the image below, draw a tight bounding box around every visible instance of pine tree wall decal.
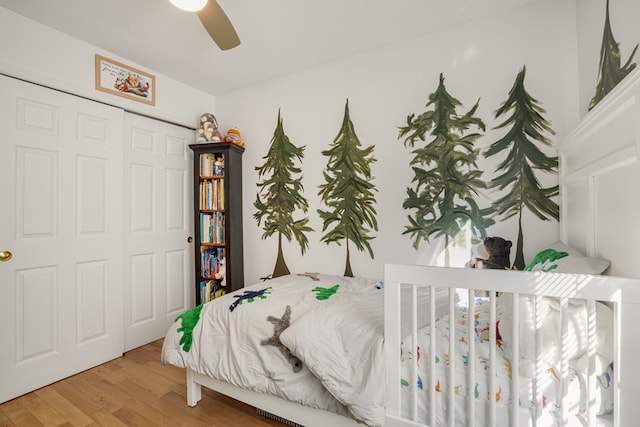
[398,73,493,266]
[318,99,378,277]
[485,66,558,270]
[589,0,638,110]
[254,110,313,278]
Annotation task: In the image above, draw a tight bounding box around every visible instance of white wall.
[0,2,589,287]
[218,0,580,284]
[0,7,216,128]
[576,0,640,116]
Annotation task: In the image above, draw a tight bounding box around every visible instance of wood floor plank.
[156,361,188,385]
[87,379,134,411]
[34,386,94,427]
[49,380,104,416]
[89,409,129,427]
[155,394,213,427]
[91,363,129,385]
[0,406,18,427]
[110,406,154,427]
[17,394,67,426]
[115,357,176,397]
[0,398,45,426]
[93,379,182,427]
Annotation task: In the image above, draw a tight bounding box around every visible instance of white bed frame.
[185,369,360,426]
[184,70,640,427]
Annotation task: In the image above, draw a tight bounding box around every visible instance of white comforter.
[162,273,393,425]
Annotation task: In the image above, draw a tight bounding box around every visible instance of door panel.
[124,113,194,351]
[0,75,124,403]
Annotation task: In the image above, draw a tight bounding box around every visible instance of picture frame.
[95,54,156,106]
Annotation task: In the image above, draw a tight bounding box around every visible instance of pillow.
[524,241,610,275]
[279,285,386,426]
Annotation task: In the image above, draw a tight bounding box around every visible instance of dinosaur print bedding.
[161,273,387,424]
[399,297,615,426]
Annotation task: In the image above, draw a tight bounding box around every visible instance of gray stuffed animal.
[196,112,222,143]
[261,305,303,372]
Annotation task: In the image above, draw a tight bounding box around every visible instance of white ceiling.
[0,0,537,96]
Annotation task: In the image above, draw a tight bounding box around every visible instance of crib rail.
[383,264,640,427]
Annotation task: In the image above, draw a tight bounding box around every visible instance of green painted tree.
[398,73,493,266]
[254,110,313,278]
[589,0,638,110]
[318,99,378,277]
[485,66,558,270]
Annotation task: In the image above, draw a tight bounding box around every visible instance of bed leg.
[186,369,202,407]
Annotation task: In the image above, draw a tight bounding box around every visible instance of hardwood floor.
[0,340,285,427]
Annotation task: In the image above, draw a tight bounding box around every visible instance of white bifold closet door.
[0,75,195,403]
[0,75,125,403]
[123,113,194,352]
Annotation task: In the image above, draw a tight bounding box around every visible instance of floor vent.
[256,408,305,427]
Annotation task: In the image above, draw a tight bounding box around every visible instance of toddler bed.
[161,272,450,427]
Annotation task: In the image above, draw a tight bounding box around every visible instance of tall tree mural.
[318,99,378,277]
[398,73,493,266]
[589,0,638,110]
[254,110,313,278]
[485,66,558,270]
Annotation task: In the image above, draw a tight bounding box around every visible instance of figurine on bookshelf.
[214,157,224,176]
[196,112,223,143]
[215,257,227,287]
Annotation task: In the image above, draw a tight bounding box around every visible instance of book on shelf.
[199,268,226,304]
[199,212,225,244]
[200,153,225,177]
[199,178,224,211]
[219,178,224,208]
[200,153,215,176]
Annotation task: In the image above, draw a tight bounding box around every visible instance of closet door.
[0,75,124,403]
[123,113,195,351]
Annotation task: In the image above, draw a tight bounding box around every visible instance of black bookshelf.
[189,142,244,305]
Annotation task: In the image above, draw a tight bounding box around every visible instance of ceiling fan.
[169,0,240,50]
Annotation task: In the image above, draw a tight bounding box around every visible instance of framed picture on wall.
[95,54,156,106]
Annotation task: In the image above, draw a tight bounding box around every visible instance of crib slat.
[467,289,476,427]
[613,302,621,427]
[559,297,569,426]
[534,295,543,426]
[410,285,418,421]
[429,286,436,426]
[489,292,497,427]
[448,288,456,427]
[511,293,520,427]
[383,280,402,418]
[587,299,596,427]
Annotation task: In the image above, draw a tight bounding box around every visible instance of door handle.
[0,250,12,262]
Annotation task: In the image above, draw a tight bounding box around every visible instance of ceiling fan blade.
[197,0,240,51]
